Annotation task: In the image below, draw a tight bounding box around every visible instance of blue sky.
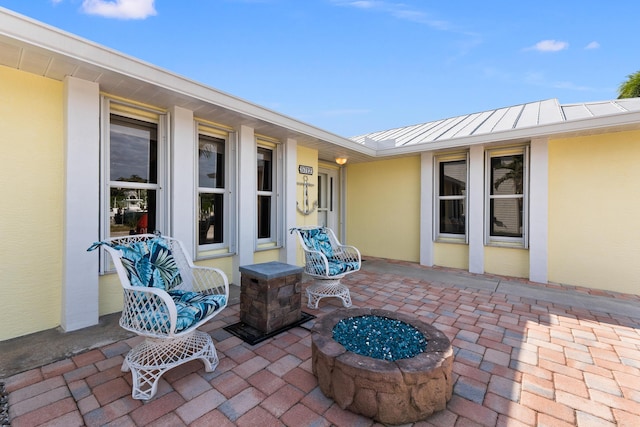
[1,0,638,137]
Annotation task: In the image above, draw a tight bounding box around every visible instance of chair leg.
[122,330,219,400]
[340,289,352,308]
[306,279,352,309]
[306,288,321,309]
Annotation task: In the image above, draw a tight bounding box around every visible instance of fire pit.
[311,308,453,425]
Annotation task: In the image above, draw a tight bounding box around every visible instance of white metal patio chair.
[87,233,228,400]
[290,226,361,309]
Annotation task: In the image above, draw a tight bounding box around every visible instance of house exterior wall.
[433,242,468,270]
[0,66,64,340]
[484,246,529,278]
[0,64,318,341]
[548,130,640,294]
[346,156,421,262]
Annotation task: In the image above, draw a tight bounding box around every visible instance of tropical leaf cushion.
[170,290,226,333]
[326,259,360,276]
[115,238,183,291]
[135,291,226,334]
[300,228,333,258]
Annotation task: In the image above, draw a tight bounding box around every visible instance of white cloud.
[524,71,593,92]
[342,1,378,9]
[585,41,600,50]
[82,0,157,20]
[527,39,569,52]
[331,0,452,31]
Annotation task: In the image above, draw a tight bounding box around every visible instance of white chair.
[290,226,361,309]
[88,234,228,400]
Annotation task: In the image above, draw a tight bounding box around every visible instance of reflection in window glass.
[199,193,224,245]
[198,133,226,247]
[440,160,466,196]
[491,155,523,195]
[109,188,156,237]
[257,146,274,240]
[198,136,225,189]
[108,113,159,239]
[257,147,272,191]
[110,116,157,183]
[490,198,523,237]
[257,195,271,239]
[440,199,466,234]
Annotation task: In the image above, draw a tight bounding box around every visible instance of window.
[435,154,468,241]
[198,133,226,246]
[107,113,163,238]
[101,100,167,271]
[485,146,528,247]
[257,145,274,241]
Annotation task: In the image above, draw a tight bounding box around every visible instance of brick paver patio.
[4,260,640,426]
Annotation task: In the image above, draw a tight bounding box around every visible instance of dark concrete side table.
[239,261,303,334]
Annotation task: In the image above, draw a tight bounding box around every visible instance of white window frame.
[484,145,529,248]
[256,139,283,249]
[100,98,169,272]
[434,152,469,243]
[196,123,236,257]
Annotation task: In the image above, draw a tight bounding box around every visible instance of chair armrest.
[184,265,229,300]
[120,286,178,338]
[332,245,362,263]
[303,249,330,276]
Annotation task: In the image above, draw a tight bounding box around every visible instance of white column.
[63,76,100,331]
[282,138,298,264]
[233,125,256,284]
[468,145,485,274]
[420,152,434,266]
[529,138,549,283]
[170,106,195,257]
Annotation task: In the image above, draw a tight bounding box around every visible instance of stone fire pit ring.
[311,308,454,425]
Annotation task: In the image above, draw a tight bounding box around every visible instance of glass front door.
[318,168,338,232]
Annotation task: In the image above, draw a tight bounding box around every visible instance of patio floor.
[3,258,640,426]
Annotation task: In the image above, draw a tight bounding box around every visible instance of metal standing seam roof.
[351,98,640,148]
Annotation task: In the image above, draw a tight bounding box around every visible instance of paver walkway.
[4,259,640,426]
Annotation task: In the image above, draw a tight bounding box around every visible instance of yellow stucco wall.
[346,156,421,262]
[484,246,529,278]
[434,242,469,270]
[98,274,123,315]
[196,256,234,282]
[548,130,640,294]
[253,249,279,264]
[0,66,64,340]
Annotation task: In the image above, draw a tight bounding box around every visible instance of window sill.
[255,242,281,252]
[435,237,467,245]
[486,241,528,250]
[197,247,235,260]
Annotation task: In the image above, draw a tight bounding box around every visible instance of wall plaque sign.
[298,165,313,175]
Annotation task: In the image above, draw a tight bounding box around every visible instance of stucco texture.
[0,66,64,340]
[548,130,640,294]
[346,156,421,262]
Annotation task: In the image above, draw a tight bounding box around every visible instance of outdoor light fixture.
[335,157,347,165]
